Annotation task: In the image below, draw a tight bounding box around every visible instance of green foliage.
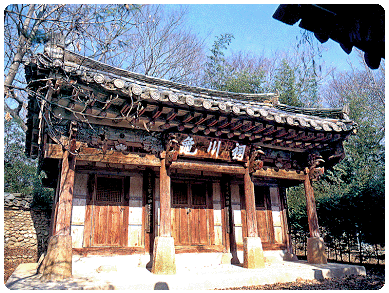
[4,119,36,195]
[4,118,53,208]
[205,33,234,90]
[205,34,266,94]
[274,59,303,107]
[287,61,385,252]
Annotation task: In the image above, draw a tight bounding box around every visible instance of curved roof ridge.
[63,49,278,102]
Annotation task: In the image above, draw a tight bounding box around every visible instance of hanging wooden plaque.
[174,133,251,162]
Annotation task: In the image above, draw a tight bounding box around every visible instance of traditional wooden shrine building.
[24,41,357,279]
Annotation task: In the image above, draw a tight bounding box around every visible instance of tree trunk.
[4,5,35,89]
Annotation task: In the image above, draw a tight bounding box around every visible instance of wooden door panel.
[176,208,190,245]
[257,211,271,242]
[107,205,121,246]
[254,186,275,244]
[92,205,107,246]
[90,177,128,247]
[172,181,212,247]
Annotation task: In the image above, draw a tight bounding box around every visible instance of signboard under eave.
[174,133,251,162]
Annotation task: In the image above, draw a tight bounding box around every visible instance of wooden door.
[255,186,274,243]
[91,176,128,247]
[171,182,210,246]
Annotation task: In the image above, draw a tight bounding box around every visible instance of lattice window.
[172,182,188,205]
[192,184,206,206]
[96,177,123,202]
[255,186,269,208]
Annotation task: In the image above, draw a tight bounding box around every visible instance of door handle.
[186,208,191,214]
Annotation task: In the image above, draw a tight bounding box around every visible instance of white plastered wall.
[128,175,143,247]
[71,173,88,248]
[212,182,223,245]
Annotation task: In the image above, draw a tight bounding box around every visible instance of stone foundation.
[151,236,176,275]
[307,237,327,264]
[243,237,265,269]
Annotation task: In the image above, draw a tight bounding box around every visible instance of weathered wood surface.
[171,182,211,246]
[304,168,320,238]
[83,175,129,248]
[44,143,161,167]
[244,167,258,238]
[159,157,171,237]
[255,186,275,243]
[54,150,76,236]
[73,247,145,256]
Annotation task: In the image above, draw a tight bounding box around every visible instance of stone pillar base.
[151,236,176,275]
[307,237,327,264]
[243,237,265,269]
[40,234,72,281]
[283,251,299,261]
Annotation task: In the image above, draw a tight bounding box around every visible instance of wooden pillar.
[243,166,264,268]
[303,168,320,238]
[41,149,76,280]
[244,166,258,237]
[54,150,76,235]
[159,157,171,237]
[304,167,327,264]
[151,154,176,274]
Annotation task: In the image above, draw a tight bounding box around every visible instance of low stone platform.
[5,256,366,290]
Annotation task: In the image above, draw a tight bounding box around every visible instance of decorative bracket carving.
[307,150,325,180]
[248,145,265,174]
[165,133,179,167]
[67,121,78,156]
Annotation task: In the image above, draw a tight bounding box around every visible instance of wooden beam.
[170,160,306,181]
[170,160,245,175]
[44,143,161,167]
[253,168,306,181]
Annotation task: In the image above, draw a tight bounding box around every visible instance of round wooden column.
[41,149,75,281]
[54,150,76,236]
[303,167,327,264]
[303,168,320,238]
[159,157,171,237]
[243,166,264,269]
[244,166,258,237]
[152,155,176,275]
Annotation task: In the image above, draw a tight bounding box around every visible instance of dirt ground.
[219,264,385,290]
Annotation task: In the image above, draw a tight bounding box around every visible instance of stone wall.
[4,193,51,282]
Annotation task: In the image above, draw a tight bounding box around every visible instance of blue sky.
[172,4,364,72]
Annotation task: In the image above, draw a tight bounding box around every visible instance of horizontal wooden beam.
[45,143,306,181]
[170,159,306,181]
[253,168,306,181]
[170,160,246,175]
[44,143,161,167]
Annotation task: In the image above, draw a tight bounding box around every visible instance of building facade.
[24,42,357,279]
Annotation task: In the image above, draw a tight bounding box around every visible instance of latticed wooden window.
[255,186,269,208]
[96,177,123,203]
[172,182,188,205]
[192,183,206,206]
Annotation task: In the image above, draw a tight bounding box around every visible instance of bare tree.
[118,5,206,85]
[323,50,385,141]
[4,4,206,126]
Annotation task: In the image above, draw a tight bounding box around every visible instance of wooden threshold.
[236,243,287,251]
[73,247,145,256]
[174,245,226,254]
